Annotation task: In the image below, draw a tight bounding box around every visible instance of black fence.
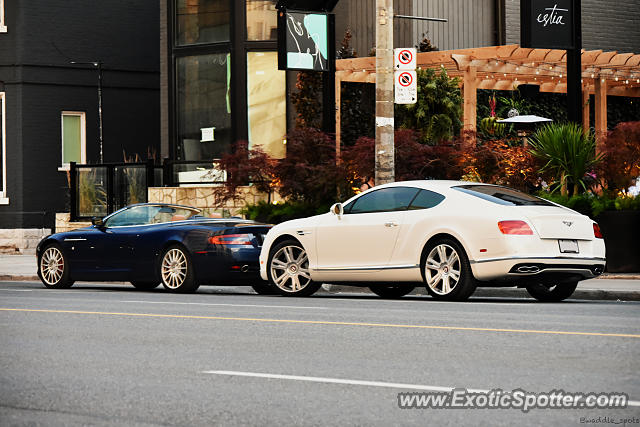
[69,160,227,221]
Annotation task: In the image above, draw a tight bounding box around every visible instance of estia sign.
[521,0,575,50]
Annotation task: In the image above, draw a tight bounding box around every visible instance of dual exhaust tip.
[516,265,541,273]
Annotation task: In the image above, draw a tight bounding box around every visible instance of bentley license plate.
[558,239,579,253]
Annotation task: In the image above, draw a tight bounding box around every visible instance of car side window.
[105,206,158,227]
[408,190,445,210]
[348,187,420,214]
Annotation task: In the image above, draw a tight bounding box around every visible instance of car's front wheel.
[368,284,415,299]
[267,240,321,296]
[39,244,74,289]
[525,282,578,302]
[159,245,199,293]
[422,239,476,301]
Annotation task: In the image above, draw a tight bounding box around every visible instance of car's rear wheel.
[130,281,160,290]
[422,239,476,301]
[159,245,199,293]
[267,240,321,297]
[525,282,578,302]
[39,244,74,289]
[368,284,415,299]
[251,283,278,295]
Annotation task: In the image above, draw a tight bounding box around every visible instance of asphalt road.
[1,281,639,426]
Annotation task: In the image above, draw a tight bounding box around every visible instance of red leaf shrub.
[598,121,640,193]
[342,129,465,182]
[212,141,276,206]
[277,128,352,206]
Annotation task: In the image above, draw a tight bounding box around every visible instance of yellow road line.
[1,308,639,338]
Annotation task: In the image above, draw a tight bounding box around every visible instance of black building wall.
[505,0,640,52]
[0,0,160,229]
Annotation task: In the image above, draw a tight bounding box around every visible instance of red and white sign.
[394,70,417,104]
[394,47,416,70]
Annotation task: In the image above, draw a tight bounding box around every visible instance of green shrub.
[537,193,640,218]
[242,200,329,224]
[529,123,603,196]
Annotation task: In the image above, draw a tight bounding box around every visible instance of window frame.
[345,187,421,215]
[59,111,87,171]
[0,91,7,204]
[0,0,7,33]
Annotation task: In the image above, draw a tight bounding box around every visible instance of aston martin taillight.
[593,223,604,239]
[208,234,253,245]
[498,220,533,235]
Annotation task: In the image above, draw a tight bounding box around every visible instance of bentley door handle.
[384,222,398,227]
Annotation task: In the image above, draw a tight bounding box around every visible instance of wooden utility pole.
[375,0,395,184]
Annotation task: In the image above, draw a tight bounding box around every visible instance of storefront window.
[176,53,232,161]
[176,0,230,45]
[247,51,285,158]
[246,1,277,41]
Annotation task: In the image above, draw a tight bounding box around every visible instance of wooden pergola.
[335,44,640,150]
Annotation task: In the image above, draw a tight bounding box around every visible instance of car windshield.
[105,205,200,227]
[453,185,554,206]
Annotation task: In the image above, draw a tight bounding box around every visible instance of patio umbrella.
[497,115,553,123]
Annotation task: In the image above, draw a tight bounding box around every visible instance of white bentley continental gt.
[259,181,606,301]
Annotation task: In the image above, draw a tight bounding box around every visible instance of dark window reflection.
[176,0,230,45]
[176,54,231,161]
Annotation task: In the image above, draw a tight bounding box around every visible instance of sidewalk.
[1,254,639,301]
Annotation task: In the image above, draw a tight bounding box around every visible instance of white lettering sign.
[536,5,568,27]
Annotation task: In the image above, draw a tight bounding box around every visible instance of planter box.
[596,210,640,273]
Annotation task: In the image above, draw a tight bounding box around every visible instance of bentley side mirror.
[91,217,105,228]
[330,203,344,218]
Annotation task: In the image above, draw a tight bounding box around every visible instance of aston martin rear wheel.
[39,244,74,289]
[159,245,199,293]
[130,281,160,291]
[423,238,476,301]
[267,240,321,297]
[525,281,578,302]
[368,284,415,299]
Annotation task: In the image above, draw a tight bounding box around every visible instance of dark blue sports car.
[36,203,273,294]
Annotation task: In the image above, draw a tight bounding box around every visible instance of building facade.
[0,0,160,248]
[159,0,501,183]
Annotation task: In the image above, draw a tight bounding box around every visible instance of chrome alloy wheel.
[161,248,188,289]
[40,246,65,285]
[269,245,311,292]
[424,244,461,295]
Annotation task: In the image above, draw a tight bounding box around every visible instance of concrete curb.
[0,275,39,282]
[319,284,640,302]
[1,275,639,301]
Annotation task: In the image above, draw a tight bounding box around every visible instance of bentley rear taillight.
[498,220,533,235]
[593,223,603,239]
[208,234,253,245]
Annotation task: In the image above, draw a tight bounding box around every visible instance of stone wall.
[0,228,51,254]
[147,186,284,218]
[54,213,92,234]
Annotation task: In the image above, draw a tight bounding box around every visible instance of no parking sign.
[394,48,416,70]
[394,70,417,104]
[394,48,416,104]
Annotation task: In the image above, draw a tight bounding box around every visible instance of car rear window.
[408,189,445,210]
[453,185,554,206]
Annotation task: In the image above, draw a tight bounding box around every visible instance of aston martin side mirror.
[330,203,343,218]
[92,217,105,228]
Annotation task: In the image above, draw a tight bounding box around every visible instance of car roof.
[371,180,491,191]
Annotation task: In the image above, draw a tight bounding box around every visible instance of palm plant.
[528,123,603,196]
[395,68,462,145]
